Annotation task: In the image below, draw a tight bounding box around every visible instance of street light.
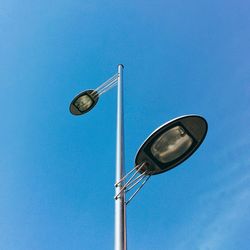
[70,90,99,115]
[69,65,208,250]
[135,115,208,175]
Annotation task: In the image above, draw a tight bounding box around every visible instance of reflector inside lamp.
[74,95,93,112]
[151,126,193,163]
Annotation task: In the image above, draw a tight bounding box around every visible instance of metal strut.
[94,73,118,97]
[114,162,151,205]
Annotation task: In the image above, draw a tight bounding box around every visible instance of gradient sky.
[1,1,250,250]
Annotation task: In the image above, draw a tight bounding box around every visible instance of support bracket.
[114,162,151,205]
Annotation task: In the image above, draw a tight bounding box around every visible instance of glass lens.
[74,95,93,112]
[151,126,193,163]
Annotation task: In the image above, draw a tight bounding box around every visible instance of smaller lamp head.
[70,90,99,115]
[135,115,208,175]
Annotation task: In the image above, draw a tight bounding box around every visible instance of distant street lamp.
[69,64,208,250]
[70,90,99,115]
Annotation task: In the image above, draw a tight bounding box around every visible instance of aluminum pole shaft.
[115,64,127,250]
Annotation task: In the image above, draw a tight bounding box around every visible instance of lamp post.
[69,65,208,250]
[115,65,126,250]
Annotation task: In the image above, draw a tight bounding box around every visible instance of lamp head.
[70,90,99,115]
[135,115,208,175]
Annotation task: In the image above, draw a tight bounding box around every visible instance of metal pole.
[115,64,126,250]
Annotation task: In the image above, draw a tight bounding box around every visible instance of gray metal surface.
[115,64,127,250]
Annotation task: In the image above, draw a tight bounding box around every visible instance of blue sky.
[0,1,250,249]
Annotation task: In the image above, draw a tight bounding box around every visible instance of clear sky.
[0,1,250,250]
